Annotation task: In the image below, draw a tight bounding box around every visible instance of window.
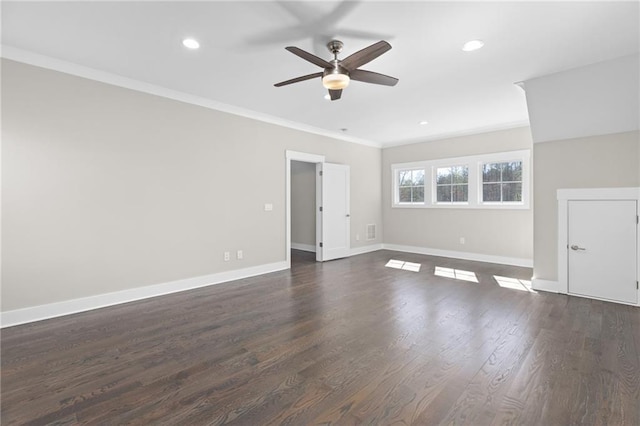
[436,165,468,203]
[391,149,530,209]
[397,169,424,203]
[482,161,522,203]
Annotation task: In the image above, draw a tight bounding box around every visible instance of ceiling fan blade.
[341,40,392,71]
[350,69,398,86]
[285,46,333,68]
[329,89,342,101]
[274,72,323,87]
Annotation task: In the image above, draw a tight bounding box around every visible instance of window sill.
[392,203,530,210]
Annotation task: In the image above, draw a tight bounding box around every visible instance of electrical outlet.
[224,251,230,261]
[459,237,466,245]
[237,250,243,260]
[356,233,360,241]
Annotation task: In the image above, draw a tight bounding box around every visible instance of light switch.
[264,203,273,211]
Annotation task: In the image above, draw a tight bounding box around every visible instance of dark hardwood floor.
[2,250,639,425]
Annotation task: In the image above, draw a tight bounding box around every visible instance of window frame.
[479,159,524,205]
[433,164,470,205]
[394,166,426,205]
[391,149,530,210]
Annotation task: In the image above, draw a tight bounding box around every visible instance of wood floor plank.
[2,249,639,425]
[437,297,546,425]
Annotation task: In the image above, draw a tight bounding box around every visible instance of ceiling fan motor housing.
[323,61,349,78]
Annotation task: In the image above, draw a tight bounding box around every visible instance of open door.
[316,163,350,261]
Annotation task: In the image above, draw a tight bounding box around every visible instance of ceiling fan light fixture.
[322,73,350,90]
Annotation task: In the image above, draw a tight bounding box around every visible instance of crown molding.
[382,121,531,148]
[1,45,382,149]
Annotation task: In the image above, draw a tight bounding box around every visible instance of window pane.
[413,186,425,202]
[399,187,411,202]
[413,170,425,185]
[482,163,501,182]
[399,170,411,187]
[452,166,468,184]
[502,183,522,202]
[452,184,468,202]
[483,183,501,202]
[501,161,522,182]
[437,185,451,202]
[436,167,452,185]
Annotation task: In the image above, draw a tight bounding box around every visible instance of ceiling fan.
[274,40,399,101]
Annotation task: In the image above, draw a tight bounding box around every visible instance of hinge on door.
[637,281,638,289]
[319,206,323,212]
[319,171,323,177]
[636,215,638,224]
[319,242,323,248]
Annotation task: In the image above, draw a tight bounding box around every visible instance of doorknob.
[346,214,350,217]
[570,245,586,251]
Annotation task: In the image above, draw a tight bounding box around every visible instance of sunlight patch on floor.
[493,275,536,293]
[434,266,479,283]
[385,259,421,272]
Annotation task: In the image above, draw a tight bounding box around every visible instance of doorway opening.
[291,160,317,266]
[285,151,325,269]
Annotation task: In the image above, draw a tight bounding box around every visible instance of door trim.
[557,187,640,306]
[285,151,325,269]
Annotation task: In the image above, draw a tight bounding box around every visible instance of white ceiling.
[2,1,639,147]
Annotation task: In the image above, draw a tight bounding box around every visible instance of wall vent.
[366,224,376,241]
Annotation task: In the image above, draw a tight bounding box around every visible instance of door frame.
[285,150,325,269]
[557,187,640,305]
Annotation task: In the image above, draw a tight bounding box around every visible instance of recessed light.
[462,40,484,52]
[182,38,200,49]
[419,120,429,125]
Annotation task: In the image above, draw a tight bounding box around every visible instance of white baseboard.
[350,243,384,256]
[382,244,533,268]
[1,261,288,328]
[292,243,383,256]
[1,244,535,328]
[531,279,561,293]
[291,243,316,253]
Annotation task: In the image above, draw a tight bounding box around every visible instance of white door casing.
[557,188,640,305]
[567,199,638,304]
[316,163,350,261]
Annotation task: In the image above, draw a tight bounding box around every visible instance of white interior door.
[568,200,638,304]
[316,163,350,261]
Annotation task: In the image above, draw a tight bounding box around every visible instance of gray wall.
[524,54,639,144]
[382,127,533,261]
[2,59,382,311]
[291,161,316,248]
[533,130,640,281]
